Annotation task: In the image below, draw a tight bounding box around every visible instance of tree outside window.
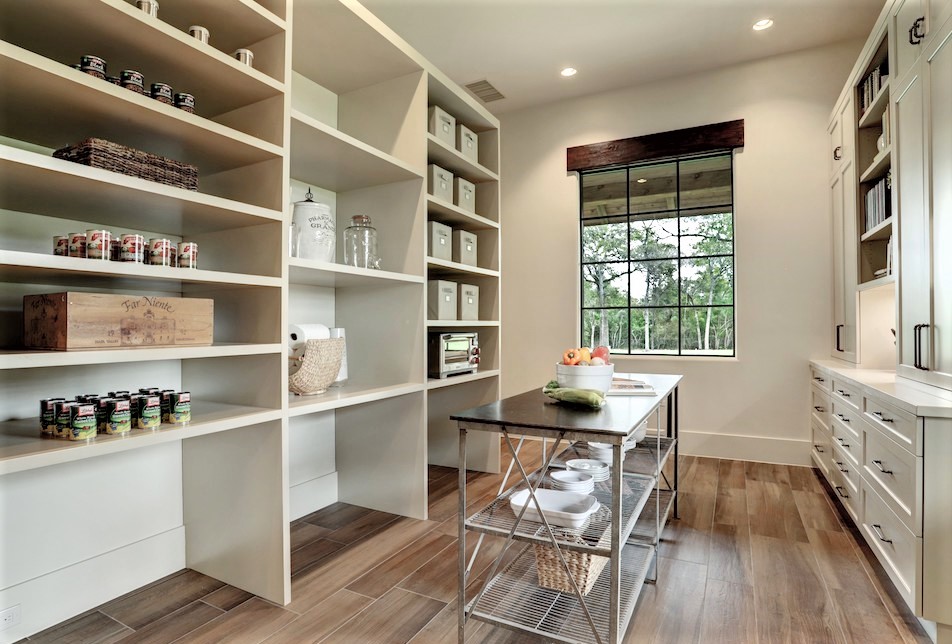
[580,153,735,357]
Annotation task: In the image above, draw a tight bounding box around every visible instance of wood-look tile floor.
[22,445,932,644]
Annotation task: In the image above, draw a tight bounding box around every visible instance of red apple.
[592,346,610,363]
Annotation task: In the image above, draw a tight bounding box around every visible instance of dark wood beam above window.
[566,119,744,172]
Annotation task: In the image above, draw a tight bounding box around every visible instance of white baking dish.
[509,488,599,528]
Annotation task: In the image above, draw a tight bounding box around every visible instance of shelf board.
[427,369,500,390]
[426,257,499,278]
[0,251,281,291]
[629,488,676,544]
[288,257,423,288]
[860,147,891,183]
[861,216,893,242]
[288,381,424,417]
[858,82,890,129]
[0,145,282,235]
[467,542,652,644]
[427,134,499,183]
[426,320,500,328]
[427,72,499,133]
[290,110,422,192]
[0,400,282,476]
[0,343,282,370]
[426,196,498,230]
[0,42,282,175]
[0,0,285,118]
[858,273,896,291]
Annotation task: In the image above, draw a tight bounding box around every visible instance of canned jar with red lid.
[120,233,145,263]
[86,229,112,260]
[68,232,86,258]
[177,241,198,269]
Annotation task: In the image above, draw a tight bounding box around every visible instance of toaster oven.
[428,332,479,378]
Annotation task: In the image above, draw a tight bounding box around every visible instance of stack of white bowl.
[587,437,638,463]
[548,469,595,494]
[565,458,610,482]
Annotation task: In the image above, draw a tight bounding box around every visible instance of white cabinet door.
[895,64,931,376]
[894,0,928,81]
[831,160,859,362]
[925,16,952,388]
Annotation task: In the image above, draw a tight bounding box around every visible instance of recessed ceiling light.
[752,18,774,31]
[560,67,577,77]
[636,178,647,184]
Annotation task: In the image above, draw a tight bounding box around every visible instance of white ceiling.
[359,0,885,114]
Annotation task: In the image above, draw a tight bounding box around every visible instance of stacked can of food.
[38,387,192,439]
[70,53,195,114]
[148,238,174,266]
[52,232,197,268]
[86,229,111,260]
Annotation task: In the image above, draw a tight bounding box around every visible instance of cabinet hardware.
[814,444,825,453]
[836,461,849,473]
[814,376,825,383]
[835,437,850,448]
[835,413,850,422]
[872,459,894,475]
[915,324,930,370]
[835,324,844,351]
[871,411,894,423]
[835,389,851,398]
[833,146,842,161]
[814,405,825,412]
[912,17,926,43]
[871,523,893,544]
[835,486,849,499]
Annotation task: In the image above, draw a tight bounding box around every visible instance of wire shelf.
[466,474,654,555]
[467,542,654,644]
[552,436,676,478]
[629,488,675,544]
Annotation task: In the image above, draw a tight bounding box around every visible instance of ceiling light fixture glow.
[560,67,577,77]
[752,18,774,31]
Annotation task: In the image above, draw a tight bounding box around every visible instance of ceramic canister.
[291,189,335,262]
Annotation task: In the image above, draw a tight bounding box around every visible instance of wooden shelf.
[861,216,893,242]
[290,110,422,192]
[427,369,500,390]
[426,196,499,230]
[426,320,500,328]
[860,146,891,182]
[0,400,282,476]
[858,82,890,129]
[858,273,896,291]
[0,145,282,235]
[0,251,281,290]
[0,41,283,175]
[0,343,282,370]
[289,257,423,288]
[288,381,424,417]
[427,257,499,278]
[427,134,499,183]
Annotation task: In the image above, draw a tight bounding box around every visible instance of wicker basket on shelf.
[288,338,345,396]
[53,138,198,190]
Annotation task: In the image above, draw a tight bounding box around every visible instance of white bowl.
[555,362,615,394]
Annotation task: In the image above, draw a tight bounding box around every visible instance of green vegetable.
[543,381,606,408]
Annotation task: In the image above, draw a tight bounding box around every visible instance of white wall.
[499,40,863,465]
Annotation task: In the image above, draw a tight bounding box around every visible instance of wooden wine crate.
[23,292,214,350]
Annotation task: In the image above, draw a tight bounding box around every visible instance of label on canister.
[138,395,161,429]
[177,242,198,269]
[148,238,173,267]
[54,236,68,256]
[68,232,86,258]
[69,403,97,441]
[86,229,112,260]
[55,401,76,438]
[170,391,191,425]
[160,389,175,422]
[105,399,131,435]
[95,398,110,432]
[40,398,65,435]
[121,233,145,262]
[129,394,142,424]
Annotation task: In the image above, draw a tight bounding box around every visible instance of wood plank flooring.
[21,445,931,644]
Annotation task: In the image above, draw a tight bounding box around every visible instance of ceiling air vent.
[465,79,505,103]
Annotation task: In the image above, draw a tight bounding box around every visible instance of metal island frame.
[451,373,682,644]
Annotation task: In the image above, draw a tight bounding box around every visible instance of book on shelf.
[886,235,893,275]
[607,374,656,396]
[864,173,891,234]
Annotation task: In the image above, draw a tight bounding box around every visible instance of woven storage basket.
[289,338,345,395]
[53,138,198,191]
[533,517,612,596]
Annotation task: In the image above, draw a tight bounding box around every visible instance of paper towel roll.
[288,323,330,361]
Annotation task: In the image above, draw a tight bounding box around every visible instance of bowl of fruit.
[556,346,614,394]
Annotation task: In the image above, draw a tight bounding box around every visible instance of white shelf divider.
[427,369,500,390]
[426,257,499,278]
[426,320,500,328]
[0,343,282,370]
[426,134,499,183]
[426,195,499,230]
[288,257,423,287]
[288,381,425,417]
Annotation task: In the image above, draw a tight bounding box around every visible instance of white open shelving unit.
[0,0,501,640]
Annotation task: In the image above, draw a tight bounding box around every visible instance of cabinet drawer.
[811,385,831,431]
[831,442,861,496]
[864,395,921,455]
[831,416,863,467]
[865,428,922,534]
[861,480,920,609]
[831,378,861,411]
[811,420,832,478]
[811,367,833,393]
[830,466,860,524]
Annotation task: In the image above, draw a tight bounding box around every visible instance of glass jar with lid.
[343,215,381,269]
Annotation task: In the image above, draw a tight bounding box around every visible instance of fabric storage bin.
[453,229,478,266]
[457,124,478,162]
[428,106,456,147]
[428,280,458,320]
[428,164,454,202]
[458,284,479,321]
[454,177,476,213]
[428,221,453,260]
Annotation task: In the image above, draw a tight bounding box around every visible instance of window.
[579,152,735,356]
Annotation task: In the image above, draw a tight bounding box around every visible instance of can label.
[129,394,141,424]
[69,403,97,441]
[121,234,145,262]
[160,389,175,422]
[151,83,173,104]
[148,238,173,266]
[174,93,195,113]
[95,398,110,432]
[68,232,86,258]
[80,55,106,75]
[138,395,161,429]
[177,242,198,269]
[40,398,65,435]
[87,229,112,260]
[54,236,68,256]
[105,399,132,435]
[170,391,191,425]
[55,401,75,438]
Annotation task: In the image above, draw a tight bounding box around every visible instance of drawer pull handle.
[836,389,851,398]
[872,460,894,475]
[814,444,825,453]
[871,411,894,423]
[871,523,892,544]
[835,437,850,448]
[836,461,849,473]
[835,486,849,499]
[835,414,850,423]
[814,377,826,383]
[814,406,825,412]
